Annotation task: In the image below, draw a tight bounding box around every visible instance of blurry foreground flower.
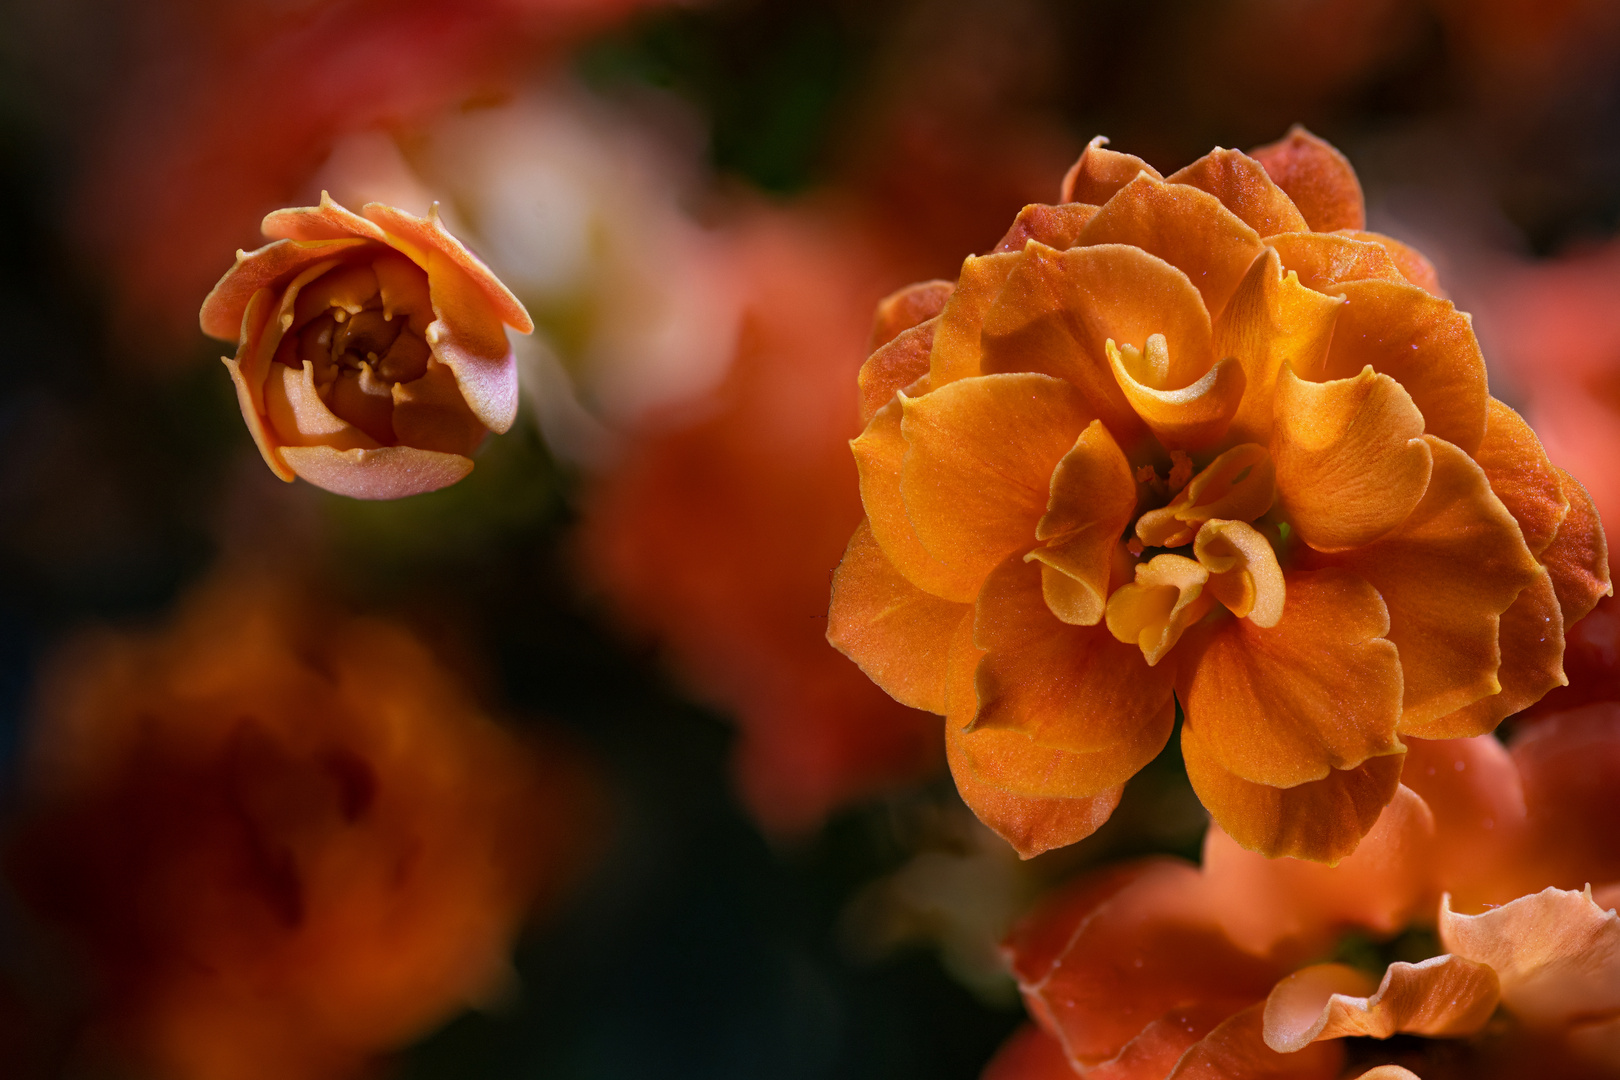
[202,197,533,499]
[986,710,1620,1080]
[9,578,593,1080]
[830,128,1610,862]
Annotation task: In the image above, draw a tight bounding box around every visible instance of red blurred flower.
[8,577,596,1080]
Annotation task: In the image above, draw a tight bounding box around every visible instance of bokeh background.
[1,0,1619,1077]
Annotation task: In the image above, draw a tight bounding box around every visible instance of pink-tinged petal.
[979,241,1215,443]
[1214,246,1344,445]
[1400,736,1530,909]
[199,238,375,341]
[859,319,936,423]
[1167,1002,1344,1080]
[1177,568,1404,788]
[942,613,1122,856]
[827,521,972,714]
[1350,1069,1422,1080]
[1265,232,1406,293]
[1542,467,1613,627]
[1339,231,1445,298]
[1262,956,1499,1053]
[1168,147,1310,237]
[360,203,531,334]
[263,362,380,453]
[900,374,1096,588]
[1060,136,1163,205]
[995,203,1101,255]
[278,445,474,500]
[1078,174,1267,320]
[422,290,520,436]
[981,1024,1079,1080]
[1511,702,1620,891]
[929,251,1024,388]
[1249,126,1366,233]
[260,191,388,244]
[871,279,954,349]
[1440,886,1620,1028]
[391,359,491,458]
[224,356,292,481]
[1318,280,1488,456]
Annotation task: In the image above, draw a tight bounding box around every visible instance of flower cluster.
[829,129,1611,862]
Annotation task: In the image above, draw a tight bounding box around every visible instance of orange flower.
[201,196,533,499]
[7,578,593,1080]
[829,128,1612,862]
[985,710,1620,1080]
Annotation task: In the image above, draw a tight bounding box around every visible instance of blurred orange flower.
[201,196,533,499]
[830,129,1611,862]
[986,709,1620,1080]
[8,577,593,1080]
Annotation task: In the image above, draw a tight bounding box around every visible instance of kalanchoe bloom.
[201,195,534,499]
[8,578,593,1080]
[985,713,1620,1080]
[828,128,1612,862]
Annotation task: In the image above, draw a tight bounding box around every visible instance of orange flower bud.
[201,195,533,499]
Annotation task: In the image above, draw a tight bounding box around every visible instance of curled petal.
[361,203,530,334]
[1262,956,1499,1053]
[1340,230,1445,297]
[1265,232,1406,293]
[1542,467,1613,626]
[859,319,936,422]
[1183,720,1406,864]
[1109,343,1246,451]
[929,251,1023,387]
[1319,280,1488,456]
[1321,438,1543,733]
[200,238,376,340]
[1106,554,1214,665]
[1136,443,1276,548]
[1272,365,1434,553]
[1440,886,1620,1028]
[260,190,389,244]
[973,557,1175,776]
[1214,246,1345,445]
[263,362,379,451]
[1249,126,1366,233]
[870,279,953,349]
[1168,1002,1344,1080]
[1194,519,1285,626]
[1060,136,1163,205]
[980,242,1215,441]
[278,445,474,499]
[1079,174,1266,319]
[1475,398,1569,556]
[1028,420,1136,626]
[827,521,972,714]
[1177,568,1403,788]
[901,373,1095,587]
[995,203,1100,254]
[1168,147,1310,237]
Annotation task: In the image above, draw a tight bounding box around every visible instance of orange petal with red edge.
[859,319,936,422]
[1542,467,1613,626]
[1272,365,1433,553]
[929,250,1023,388]
[1263,956,1498,1053]
[942,613,1123,854]
[1214,246,1345,445]
[980,242,1214,442]
[200,238,376,340]
[1060,136,1163,205]
[1319,279,1488,455]
[1440,886,1620,1028]
[1168,147,1309,237]
[972,557,1175,774]
[852,399,978,603]
[1167,1001,1344,1080]
[1182,714,1406,864]
[1320,438,1542,733]
[1109,343,1245,452]
[1178,567,1403,788]
[1078,174,1266,320]
[1476,398,1569,556]
[1249,126,1366,233]
[901,373,1095,588]
[996,203,1100,254]
[870,279,953,349]
[828,522,972,714]
[1340,230,1444,297]
[1265,232,1406,293]
[278,445,474,499]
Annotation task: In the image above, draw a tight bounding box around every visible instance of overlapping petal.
[929,251,1023,387]
[1263,957,1499,1053]
[1248,126,1366,233]
[1060,136,1163,206]
[1168,147,1310,238]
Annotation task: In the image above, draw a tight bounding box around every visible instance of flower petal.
[929,251,1024,388]
[361,203,531,334]
[1318,280,1488,455]
[1263,956,1498,1053]
[1399,735,1530,908]
[1167,1001,1344,1080]
[1078,174,1267,320]
[278,445,474,499]
[1475,398,1569,556]
[827,521,973,714]
[1182,718,1406,864]
[979,242,1215,443]
[1320,438,1542,733]
[1168,147,1310,237]
[260,191,388,244]
[901,373,1097,587]
[1060,136,1163,205]
[1249,126,1365,233]
[981,1025,1079,1080]
[391,358,487,456]
[859,319,937,422]
[1339,231,1444,297]
[871,279,953,348]
[996,203,1101,254]
[1265,232,1407,293]
[972,556,1175,778]
[1511,703,1620,892]
[200,238,376,341]
[1214,246,1345,445]
[1109,347,1246,452]
[262,362,380,451]
[1028,419,1136,626]
[1440,885,1620,1028]
[1194,519,1286,627]
[943,612,1123,855]
[1177,568,1404,788]
[1272,365,1434,552]
[1105,554,1215,666]
[1541,467,1613,627]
